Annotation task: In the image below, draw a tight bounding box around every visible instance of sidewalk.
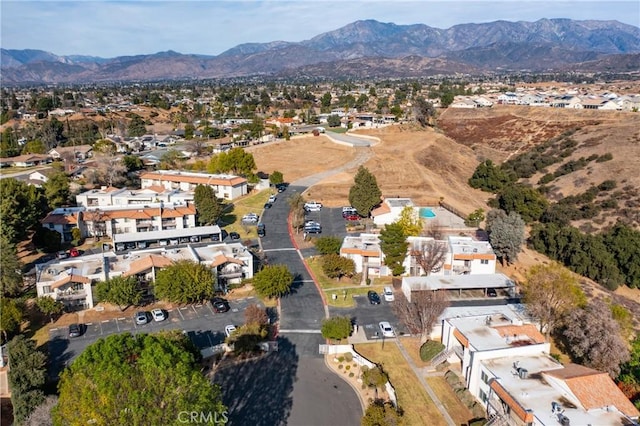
[394,339,456,426]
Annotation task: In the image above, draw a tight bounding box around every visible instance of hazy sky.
[2,1,639,57]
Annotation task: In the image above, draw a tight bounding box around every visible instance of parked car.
[383,286,395,302]
[367,291,381,305]
[379,321,395,338]
[68,323,82,338]
[257,223,266,237]
[229,232,240,240]
[211,233,220,242]
[264,202,272,209]
[276,184,287,193]
[135,311,150,325]
[190,236,200,243]
[69,248,80,257]
[344,214,360,221]
[151,308,166,322]
[212,297,230,313]
[304,224,322,234]
[224,324,237,337]
[304,201,322,212]
[268,194,277,203]
[242,213,259,223]
[342,206,358,217]
[57,250,69,259]
[487,288,498,297]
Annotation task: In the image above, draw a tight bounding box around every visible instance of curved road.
[255,139,375,426]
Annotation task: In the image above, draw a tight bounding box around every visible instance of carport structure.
[401,273,516,302]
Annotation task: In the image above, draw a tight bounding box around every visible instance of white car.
[383,286,395,302]
[379,321,395,338]
[242,213,259,223]
[268,194,277,203]
[151,309,166,322]
[304,201,322,211]
[224,325,237,337]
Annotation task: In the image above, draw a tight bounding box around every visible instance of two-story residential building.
[82,202,197,239]
[438,312,639,425]
[404,236,497,276]
[340,233,388,281]
[76,186,193,207]
[48,144,93,161]
[139,170,248,200]
[41,207,85,242]
[36,242,255,310]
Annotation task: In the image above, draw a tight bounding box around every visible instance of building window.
[481,259,489,265]
[481,371,489,384]
[43,286,51,294]
[479,389,488,404]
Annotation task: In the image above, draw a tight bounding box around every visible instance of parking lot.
[328,292,406,340]
[48,297,273,375]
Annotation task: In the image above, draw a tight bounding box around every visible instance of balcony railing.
[55,290,87,301]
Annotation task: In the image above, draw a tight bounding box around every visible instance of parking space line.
[206,303,215,316]
[191,305,198,317]
[50,328,59,332]
[177,307,186,320]
[115,318,121,332]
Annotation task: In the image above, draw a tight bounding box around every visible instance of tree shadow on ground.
[212,337,298,426]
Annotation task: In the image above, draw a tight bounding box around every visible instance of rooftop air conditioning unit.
[518,368,528,379]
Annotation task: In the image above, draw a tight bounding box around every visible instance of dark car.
[68,323,82,338]
[487,288,498,297]
[264,202,272,209]
[367,291,381,305]
[257,223,266,237]
[212,297,230,313]
[276,184,287,193]
[229,232,240,240]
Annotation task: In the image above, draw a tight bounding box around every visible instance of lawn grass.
[220,189,273,238]
[323,285,386,308]
[425,376,475,426]
[355,342,448,426]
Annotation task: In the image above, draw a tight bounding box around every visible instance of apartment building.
[404,236,497,276]
[76,186,193,207]
[140,170,248,200]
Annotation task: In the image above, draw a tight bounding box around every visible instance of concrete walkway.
[394,339,457,426]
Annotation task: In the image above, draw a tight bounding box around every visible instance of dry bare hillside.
[439,105,640,229]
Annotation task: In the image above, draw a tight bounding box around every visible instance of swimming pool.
[419,207,436,218]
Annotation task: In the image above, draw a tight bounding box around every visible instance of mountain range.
[2,18,639,84]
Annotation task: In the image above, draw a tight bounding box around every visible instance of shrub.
[596,153,613,163]
[598,180,617,192]
[420,340,445,362]
[338,364,343,369]
[344,352,353,362]
[345,365,351,370]
[338,356,345,363]
[349,372,354,378]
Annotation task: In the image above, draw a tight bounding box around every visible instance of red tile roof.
[124,255,174,277]
[544,364,640,417]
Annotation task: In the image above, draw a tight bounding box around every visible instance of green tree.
[314,236,343,255]
[213,147,256,177]
[327,114,341,127]
[486,209,525,265]
[154,261,215,304]
[321,254,355,280]
[194,184,223,226]
[361,365,389,390]
[321,92,332,108]
[53,332,226,425]
[123,155,144,171]
[21,139,47,154]
[0,235,23,296]
[321,316,352,341]
[0,178,47,244]
[127,115,147,137]
[348,166,382,218]
[603,224,640,288]
[7,335,47,424]
[269,170,284,186]
[464,208,485,228]
[32,226,62,253]
[379,222,408,276]
[95,276,143,311]
[0,297,24,341]
[184,123,195,140]
[396,206,423,237]
[521,262,585,338]
[35,296,64,323]
[252,265,293,299]
[362,399,403,426]
[158,149,186,170]
[496,184,548,223]
[468,160,513,193]
[43,170,70,208]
